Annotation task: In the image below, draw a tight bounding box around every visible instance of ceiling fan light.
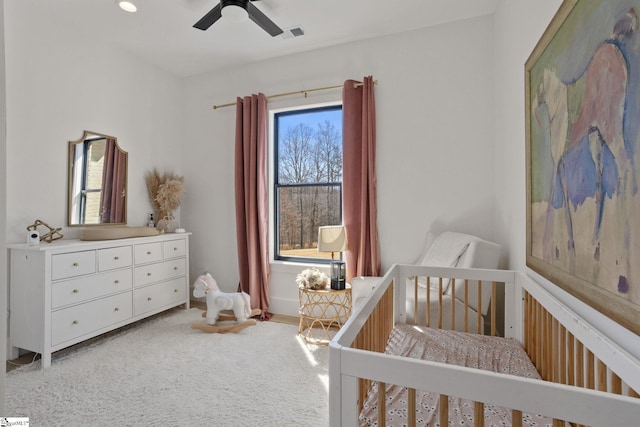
[117,1,137,13]
[222,5,248,23]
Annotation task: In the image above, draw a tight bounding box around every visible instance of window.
[70,137,107,224]
[274,104,343,262]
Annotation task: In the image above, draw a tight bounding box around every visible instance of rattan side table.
[298,284,352,345]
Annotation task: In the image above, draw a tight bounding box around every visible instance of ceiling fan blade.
[246,1,283,36]
[193,4,223,31]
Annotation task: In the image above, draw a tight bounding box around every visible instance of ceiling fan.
[193,0,283,37]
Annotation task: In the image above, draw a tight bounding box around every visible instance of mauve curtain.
[100,138,126,223]
[343,76,381,281]
[235,93,272,319]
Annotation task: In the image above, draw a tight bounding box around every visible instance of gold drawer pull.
[147,297,152,301]
[173,266,178,270]
[72,289,79,294]
[147,251,152,255]
[72,320,78,325]
[114,307,120,312]
[72,262,79,267]
[174,289,178,293]
[147,272,152,276]
[173,247,178,251]
[114,280,120,284]
[114,256,120,260]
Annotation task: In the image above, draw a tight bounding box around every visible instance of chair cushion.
[416,232,472,292]
[417,231,471,268]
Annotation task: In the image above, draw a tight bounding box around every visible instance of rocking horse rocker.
[191,273,261,333]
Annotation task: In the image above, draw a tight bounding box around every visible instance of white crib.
[329,264,640,426]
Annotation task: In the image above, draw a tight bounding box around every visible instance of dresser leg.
[41,351,51,369]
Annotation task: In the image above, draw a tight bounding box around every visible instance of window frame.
[272,103,343,264]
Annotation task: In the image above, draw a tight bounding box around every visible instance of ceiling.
[27,0,498,77]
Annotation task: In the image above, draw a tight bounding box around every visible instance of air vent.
[281,26,305,39]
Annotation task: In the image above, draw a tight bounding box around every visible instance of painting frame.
[525,0,640,335]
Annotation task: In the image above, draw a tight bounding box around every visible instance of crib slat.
[576,340,584,388]
[524,292,533,360]
[536,298,542,370]
[586,350,595,390]
[490,281,496,336]
[477,281,482,334]
[408,388,416,427]
[544,310,551,380]
[439,394,448,427]
[413,277,418,326]
[597,359,607,391]
[474,402,484,427]
[464,280,469,332]
[425,276,431,328]
[567,332,575,386]
[451,278,456,331]
[377,382,386,427]
[438,277,444,329]
[611,372,622,395]
[512,409,522,427]
[552,317,559,383]
[560,322,567,385]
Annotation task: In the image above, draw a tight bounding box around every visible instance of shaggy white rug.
[6,308,329,426]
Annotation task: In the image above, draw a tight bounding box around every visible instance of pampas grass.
[145,169,184,218]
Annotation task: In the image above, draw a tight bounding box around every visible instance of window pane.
[83,191,102,224]
[277,185,341,259]
[82,139,106,224]
[275,105,343,262]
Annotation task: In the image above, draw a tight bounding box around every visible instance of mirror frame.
[67,130,128,227]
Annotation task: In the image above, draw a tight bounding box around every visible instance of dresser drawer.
[134,242,163,264]
[52,269,133,309]
[51,292,132,346]
[98,246,132,271]
[134,258,186,287]
[163,239,186,259]
[133,277,187,316]
[52,251,96,280]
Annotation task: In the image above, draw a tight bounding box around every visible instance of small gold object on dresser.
[26,219,63,243]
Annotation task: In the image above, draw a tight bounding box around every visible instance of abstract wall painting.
[526,0,640,334]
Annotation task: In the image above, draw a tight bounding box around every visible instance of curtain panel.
[235,93,272,319]
[342,76,381,281]
[100,138,126,223]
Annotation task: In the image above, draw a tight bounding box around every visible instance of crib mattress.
[359,324,552,426]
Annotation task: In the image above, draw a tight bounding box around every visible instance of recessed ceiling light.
[117,0,137,13]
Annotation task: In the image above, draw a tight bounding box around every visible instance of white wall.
[183,16,496,316]
[494,0,640,354]
[493,0,562,270]
[3,1,184,245]
[0,0,7,414]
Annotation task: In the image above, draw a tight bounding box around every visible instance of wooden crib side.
[523,290,639,400]
[352,280,395,413]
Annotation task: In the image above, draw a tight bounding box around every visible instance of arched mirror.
[68,131,128,226]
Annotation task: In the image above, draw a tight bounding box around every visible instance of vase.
[157,214,178,233]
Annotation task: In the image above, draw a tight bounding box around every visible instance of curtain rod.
[212,80,378,110]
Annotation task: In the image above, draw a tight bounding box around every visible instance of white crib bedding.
[359,324,553,426]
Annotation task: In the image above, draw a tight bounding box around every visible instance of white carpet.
[6,308,329,426]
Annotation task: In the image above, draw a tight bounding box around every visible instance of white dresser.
[8,233,190,368]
